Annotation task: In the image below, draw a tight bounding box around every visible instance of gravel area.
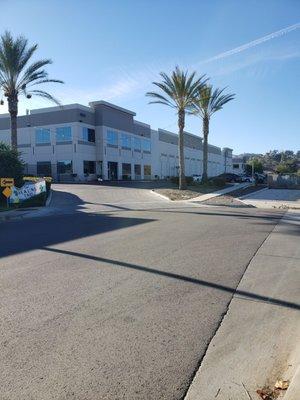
[154,184,229,201]
[202,195,253,207]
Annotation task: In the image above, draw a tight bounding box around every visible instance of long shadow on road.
[42,247,300,311]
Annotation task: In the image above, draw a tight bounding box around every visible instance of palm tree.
[146,66,207,190]
[193,85,235,182]
[0,31,63,149]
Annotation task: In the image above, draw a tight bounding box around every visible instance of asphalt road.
[0,183,283,400]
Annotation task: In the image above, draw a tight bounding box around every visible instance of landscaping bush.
[170,176,194,185]
[207,176,227,186]
[18,192,47,208]
[0,142,24,185]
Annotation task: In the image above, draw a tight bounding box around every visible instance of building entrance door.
[108,162,118,180]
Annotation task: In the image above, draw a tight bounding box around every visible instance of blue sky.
[0,0,299,154]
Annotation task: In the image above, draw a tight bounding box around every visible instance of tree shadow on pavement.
[0,191,156,258]
[42,247,300,311]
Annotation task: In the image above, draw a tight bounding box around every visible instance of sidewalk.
[187,182,250,202]
[185,210,300,400]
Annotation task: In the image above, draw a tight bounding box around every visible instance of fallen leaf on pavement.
[274,380,289,390]
[256,388,275,400]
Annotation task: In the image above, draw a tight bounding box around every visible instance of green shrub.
[0,142,24,185]
[276,161,297,174]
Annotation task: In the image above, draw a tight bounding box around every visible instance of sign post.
[1,178,14,209]
[1,178,14,187]
[2,186,12,208]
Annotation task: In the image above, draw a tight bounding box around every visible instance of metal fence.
[268,173,300,189]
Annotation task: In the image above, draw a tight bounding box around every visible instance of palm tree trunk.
[202,115,209,183]
[8,96,18,150]
[178,110,187,190]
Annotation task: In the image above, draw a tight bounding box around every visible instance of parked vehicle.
[254,173,266,184]
[240,175,254,182]
[192,174,202,182]
[217,173,242,183]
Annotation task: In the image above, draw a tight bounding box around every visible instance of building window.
[121,133,131,149]
[56,127,72,142]
[82,127,95,142]
[122,163,131,180]
[134,164,141,179]
[233,164,240,169]
[57,160,72,174]
[83,161,96,174]
[133,137,141,151]
[144,164,151,178]
[35,128,50,144]
[37,161,51,176]
[107,130,118,146]
[56,126,72,142]
[142,138,151,153]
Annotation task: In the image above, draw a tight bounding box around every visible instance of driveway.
[241,188,300,208]
[0,183,284,399]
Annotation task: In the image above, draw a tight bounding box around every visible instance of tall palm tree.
[146,66,207,190]
[193,85,235,182]
[0,31,63,149]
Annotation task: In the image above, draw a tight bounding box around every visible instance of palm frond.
[29,89,62,106]
[146,66,207,112]
[193,84,235,118]
[0,31,63,104]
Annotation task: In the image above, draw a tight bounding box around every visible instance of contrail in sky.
[199,22,300,65]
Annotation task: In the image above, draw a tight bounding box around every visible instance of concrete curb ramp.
[185,210,300,400]
[187,183,250,202]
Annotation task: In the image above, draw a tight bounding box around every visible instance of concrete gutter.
[185,210,300,400]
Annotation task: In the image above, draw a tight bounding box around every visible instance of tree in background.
[245,158,264,175]
[146,66,207,189]
[192,85,235,182]
[276,159,298,174]
[0,142,24,186]
[0,31,63,149]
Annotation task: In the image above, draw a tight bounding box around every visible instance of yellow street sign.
[1,178,14,187]
[2,186,12,198]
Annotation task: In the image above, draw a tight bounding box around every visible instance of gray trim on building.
[36,143,51,147]
[208,145,222,155]
[93,103,135,132]
[0,107,95,130]
[56,141,73,145]
[133,120,151,138]
[158,129,203,150]
[78,140,96,146]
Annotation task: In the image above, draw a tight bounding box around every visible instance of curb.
[46,189,53,207]
[184,210,300,400]
[284,365,300,399]
[150,189,172,201]
[188,182,251,203]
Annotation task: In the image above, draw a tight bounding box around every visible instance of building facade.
[0,100,233,181]
[232,157,246,175]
